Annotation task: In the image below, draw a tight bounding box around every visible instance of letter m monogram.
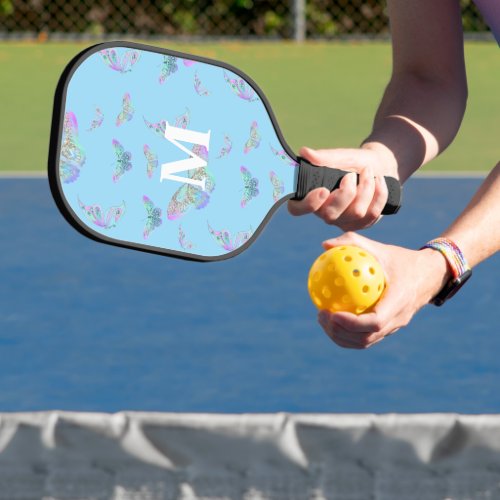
[160,123,211,191]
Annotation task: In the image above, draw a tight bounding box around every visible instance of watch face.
[432,269,472,306]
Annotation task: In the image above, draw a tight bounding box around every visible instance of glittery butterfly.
[269,171,284,202]
[87,107,104,132]
[223,71,259,102]
[143,116,167,138]
[111,139,132,182]
[100,49,140,73]
[167,145,216,220]
[270,144,299,167]
[77,197,125,229]
[143,195,162,240]
[178,224,194,250]
[143,145,158,179]
[194,72,210,96]
[174,108,190,129]
[217,135,232,159]
[207,222,253,252]
[60,112,85,184]
[116,92,134,126]
[159,55,178,84]
[240,166,259,208]
[244,121,261,154]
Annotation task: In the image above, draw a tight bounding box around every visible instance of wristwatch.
[421,238,472,306]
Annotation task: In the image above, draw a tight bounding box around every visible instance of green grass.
[0,40,497,172]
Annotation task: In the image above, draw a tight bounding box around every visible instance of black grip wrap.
[293,158,402,215]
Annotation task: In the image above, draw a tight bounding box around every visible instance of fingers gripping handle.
[293,158,402,215]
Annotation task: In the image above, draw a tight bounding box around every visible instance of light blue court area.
[0,176,498,413]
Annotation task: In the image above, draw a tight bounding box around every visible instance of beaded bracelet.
[421,238,470,278]
[420,237,472,306]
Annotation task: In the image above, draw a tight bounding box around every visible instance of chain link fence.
[0,0,491,40]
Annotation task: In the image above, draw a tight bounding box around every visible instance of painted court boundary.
[0,170,489,179]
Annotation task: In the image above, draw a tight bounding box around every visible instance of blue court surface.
[0,176,498,413]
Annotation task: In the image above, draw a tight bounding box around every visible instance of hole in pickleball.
[334,277,344,287]
[322,286,332,299]
[359,251,366,257]
[313,271,321,282]
[369,267,376,275]
[344,256,352,262]
[352,269,360,277]
[378,284,382,291]
[327,264,335,272]
[356,306,366,314]
[362,285,369,293]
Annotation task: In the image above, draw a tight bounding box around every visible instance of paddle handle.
[293,158,402,215]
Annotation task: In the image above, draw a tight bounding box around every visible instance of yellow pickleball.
[308,245,385,314]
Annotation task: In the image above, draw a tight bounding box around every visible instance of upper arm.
[387,0,467,87]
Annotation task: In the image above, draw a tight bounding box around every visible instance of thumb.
[322,231,370,250]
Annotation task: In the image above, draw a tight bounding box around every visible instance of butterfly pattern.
[270,144,299,167]
[112,139,132,182]
[178,224,194,250]
[216,135,232,159]
[143,116,167,138]
[194,72,210,96]
[143,145,158,179]
[60,112,85,184]
[223,71,259,102]
[240,166,259,208]
[174,108,190,129]
[269,171,284,202]
[116,93,134,126]
[142,195,162,239]
[60,47,298,258]
[87,107,104,132]
[100,49,140,73]
[207,222,253,252]
[159,55,178,84]
[244,121,261,154]
[78,197,125,229]
[167,145,216,220]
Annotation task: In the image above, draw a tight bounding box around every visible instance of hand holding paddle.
[289,146,400,231]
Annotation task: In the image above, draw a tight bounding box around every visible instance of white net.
[0,412,500,499]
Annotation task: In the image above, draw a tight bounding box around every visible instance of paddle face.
[49,41,299,261]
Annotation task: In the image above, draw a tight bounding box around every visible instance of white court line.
[0,170,489,179]
[0,171,47,178]
[414,170,487,178]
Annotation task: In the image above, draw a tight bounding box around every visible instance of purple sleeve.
[473,0,500,45]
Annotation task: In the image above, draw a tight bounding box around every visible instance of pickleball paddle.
[48,41,401,261]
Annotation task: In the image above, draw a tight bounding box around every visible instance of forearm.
[361,0,467,183]
[417,162,500,304]
[362,73,467,182]
[441,162,500,268]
